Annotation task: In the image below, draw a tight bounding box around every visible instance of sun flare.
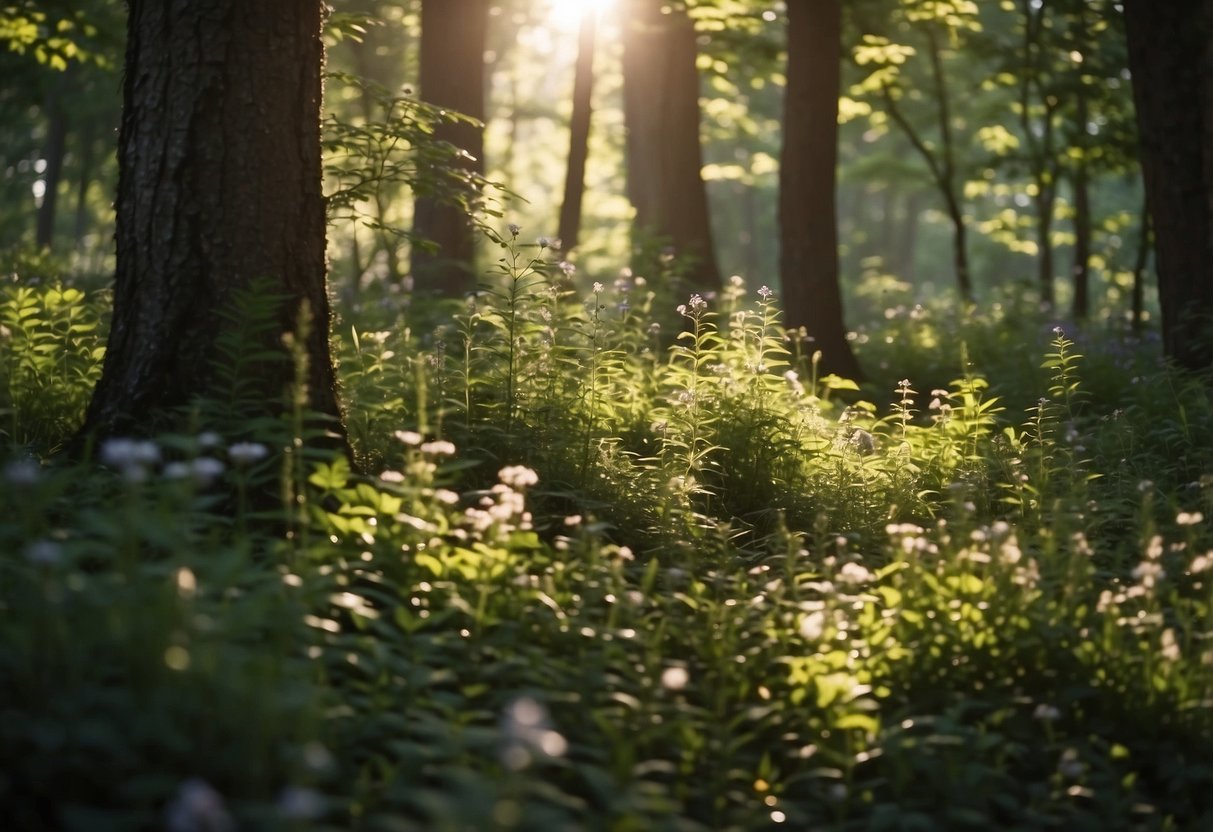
[547,0,616,34]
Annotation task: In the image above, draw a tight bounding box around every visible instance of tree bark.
[1123,0,1213,371]
[80,0,342,440]
[1070,106,1092,321]
[622,0,721,291]
[779,0,862,380]
[558,8,598,254]
[411,0,487,298]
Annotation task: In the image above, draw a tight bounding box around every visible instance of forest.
[2,0,1213,829]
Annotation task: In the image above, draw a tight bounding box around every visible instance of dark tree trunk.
[36,82,68,252]
[80,0,342,440]
[622,0,721,291]
[558,8,598,254]
[411,0,487,298]
[1035,188,1055,307]
[1070,130,1092,320]
[779,0,862,381]
[1124,0,1213,371]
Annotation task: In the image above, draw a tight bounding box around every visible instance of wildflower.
[559,260,576,277]
[836,562,874,585]
[165,778,234,832]
[1161,628,1181,662]
[507,223,521,237]
[197,431,223,449]
[799,610,826,641]
[661,666,690,690]
[420,440,457,456]
[500,697,567,771]
[537,236,552,249]
[228,442,269,465]
[101,438,161,480]
[278,786,325,821]
[499,465,539,489]
[757,285,774,300]
[592,281,604,294]
[3,458,40,485]
[434,489,460,505]
[379,470,405,483]
[25,539,63,566]
[1177,510,1204,526]
[1033,703,1061,721]
[394,430,423,446]
[1057,749,1085,779]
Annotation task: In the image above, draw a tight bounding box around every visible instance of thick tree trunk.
[779,0,861,381]
[1132,196,1151,333]
[622,0,721,291]
[1124,0,1213,371]
[80,0,342,439]
[411,0,487,298]
[558,8,598,253]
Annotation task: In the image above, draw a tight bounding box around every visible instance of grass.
[1,235,1212,831]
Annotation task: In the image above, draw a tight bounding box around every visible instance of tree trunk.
[779,0,862,381]
[1071,125,1092,320]
[80,0,342,440]
[557,8,598,253]
[36,81,68,252]
[411,0,487,298]
[1123,0,1213,371]
[1035,187,1055,307]
[622,0,721,291]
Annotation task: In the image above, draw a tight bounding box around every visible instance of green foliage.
[0,279,104,451]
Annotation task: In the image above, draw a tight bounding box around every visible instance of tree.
[80,1,344,439]
[779,0,861,380]
[851,0,981,303]
[621,0,721,291]
[1123,0,1213,372]
[410,0,487,298]
[557,5,599,254]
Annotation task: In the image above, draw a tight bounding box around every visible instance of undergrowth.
[2,235,1212,831]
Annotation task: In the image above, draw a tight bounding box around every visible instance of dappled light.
[3,0,1213,829]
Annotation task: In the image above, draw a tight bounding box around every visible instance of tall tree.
[557,5,599,254]
[621,0,721,291]
[411,0,487,298]
[1123,0,1213,372]
[779,0,861,380]
[80,1,343,438]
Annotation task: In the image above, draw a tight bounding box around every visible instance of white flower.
[420,440,457,456]
[799,610,826,641]
[196,431,223,449]
[661,666,690,690]
[836,562,874,585]
[3,458,40,485]
[394,430,423,446]
[499,465,539,489]
[25,539,63,566]
[757,285,774,300]
[1176,510,1205,526]
[507,223,521,237]
[228,442,269,465]
[278,786,325,821]
[500,697,567,771]
[559,260,576,277]
[165,778,233,832]
[1033,703,1061,721]
[592,282,604,294]
[101,438,161,471]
